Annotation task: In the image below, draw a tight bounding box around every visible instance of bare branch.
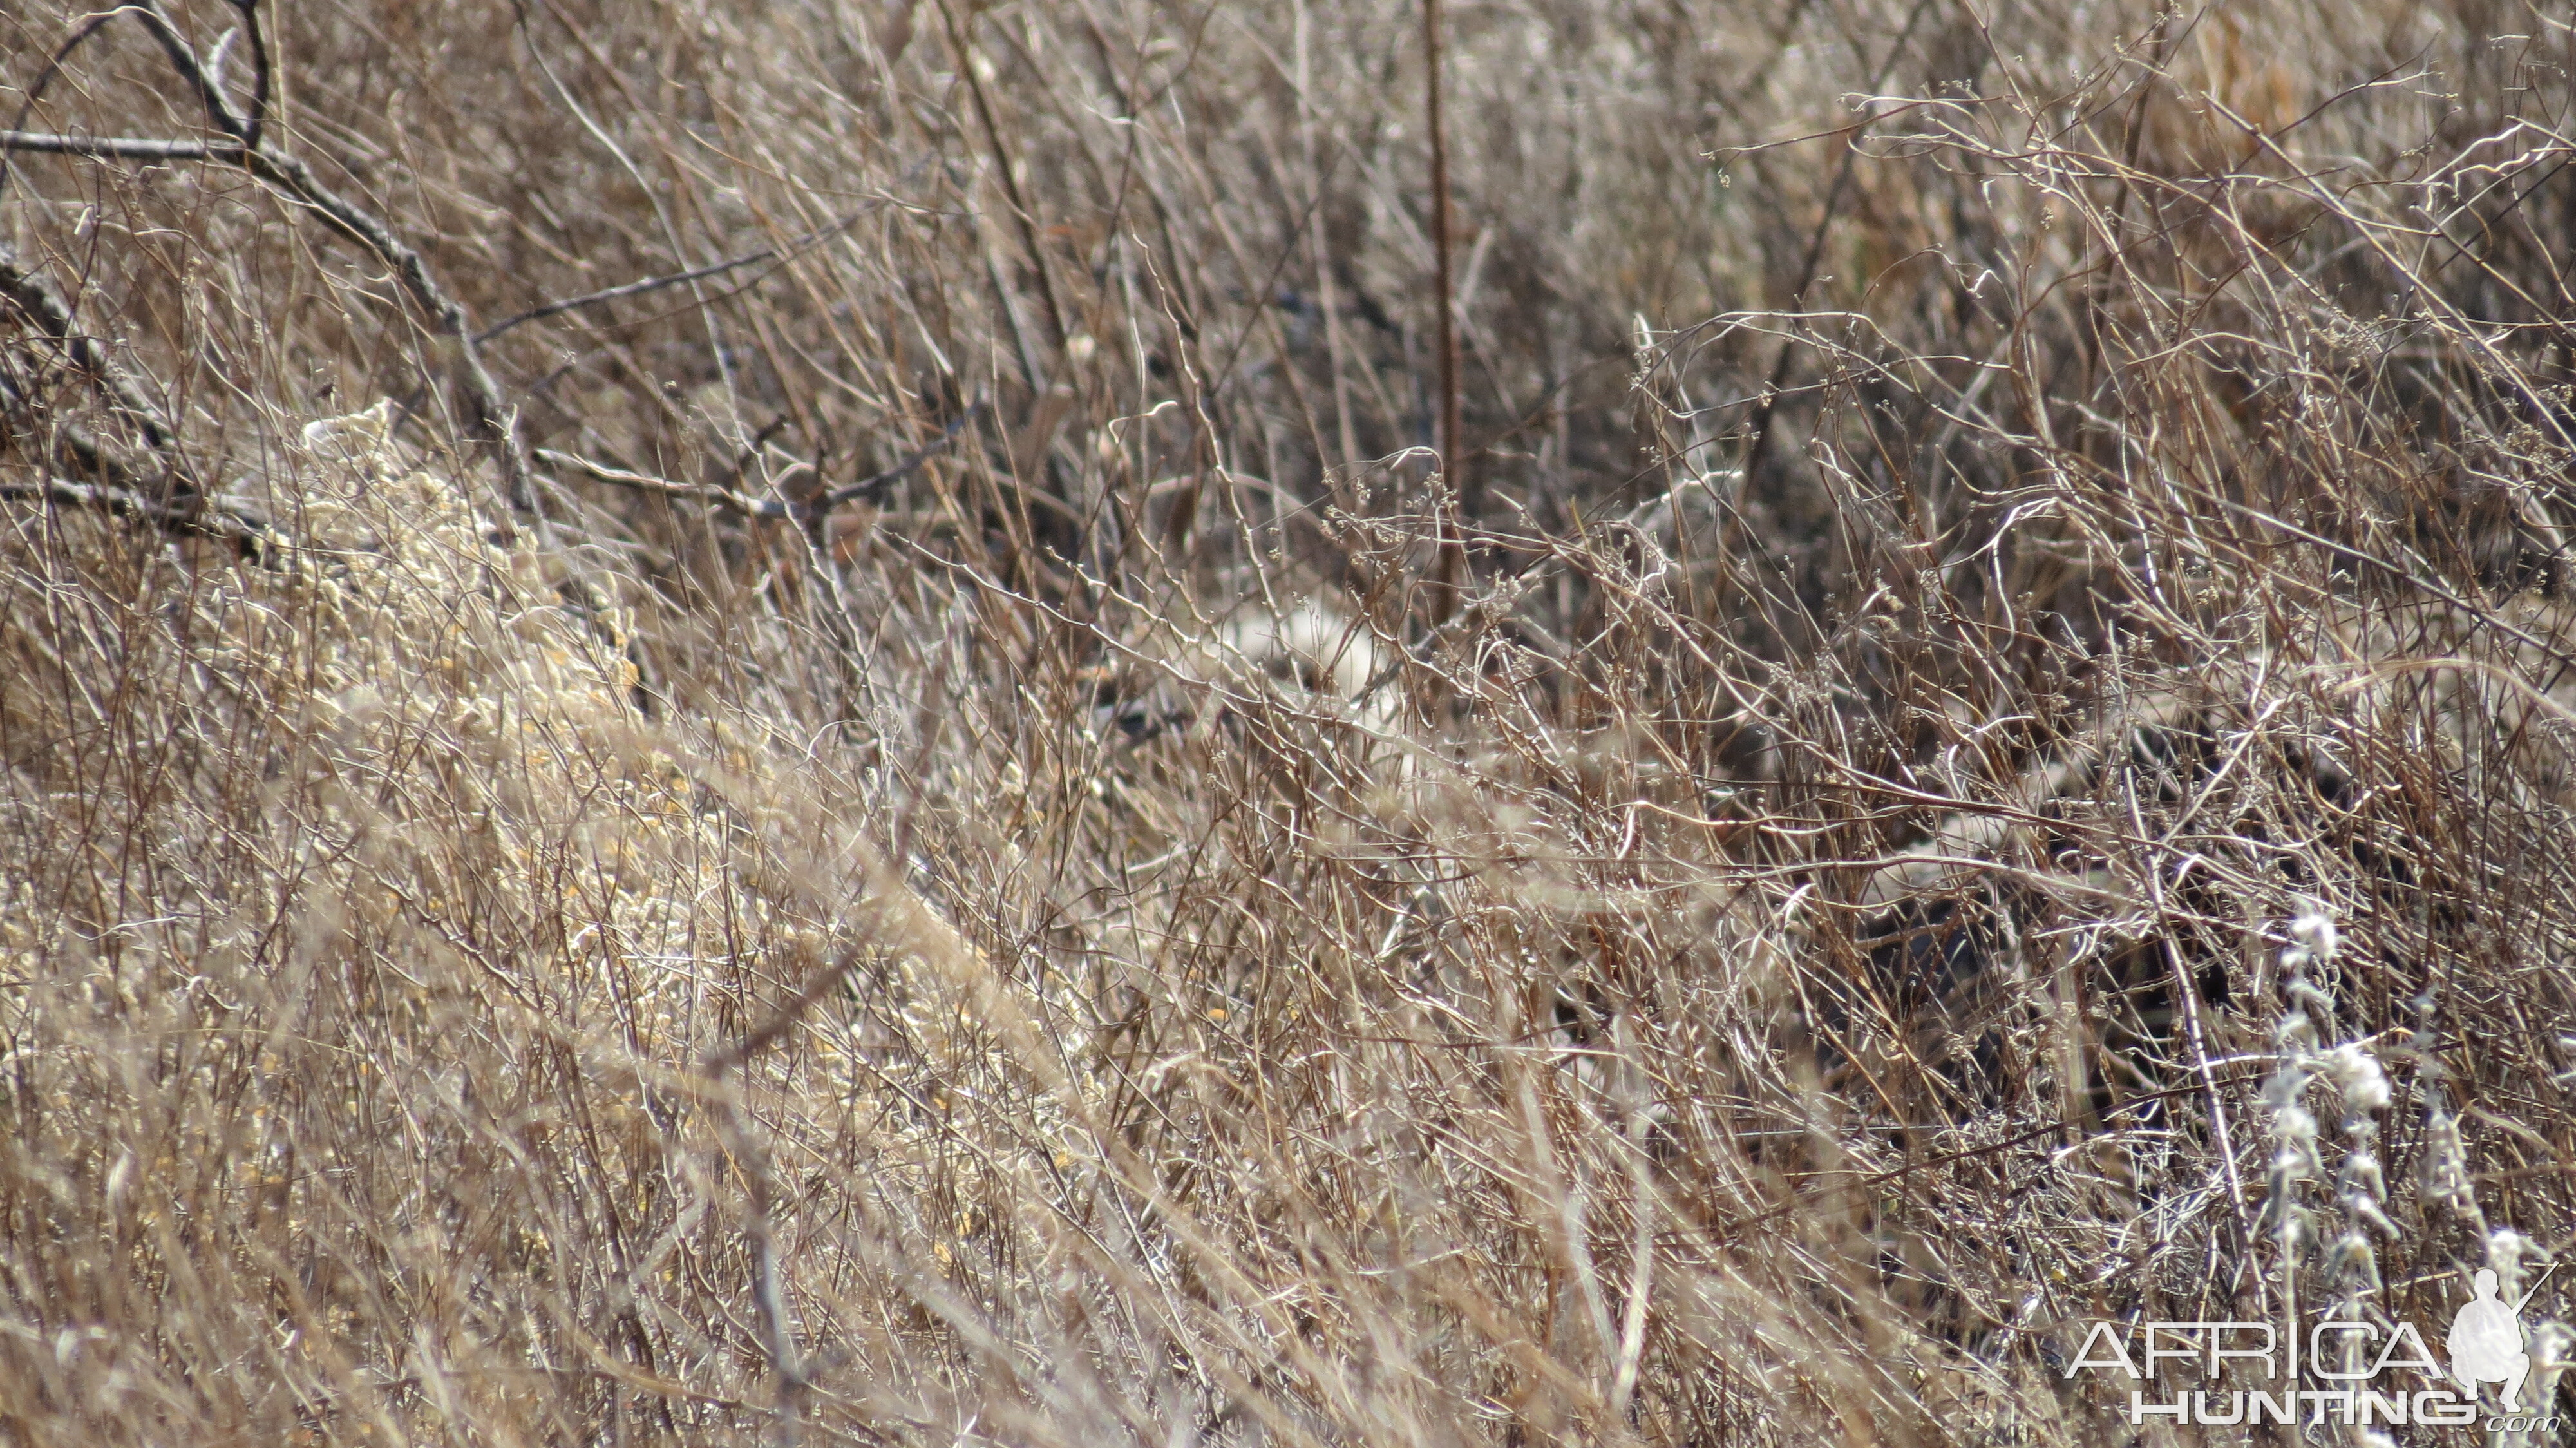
[34,2,540,517]
[0,242,185,455]
[0,130,221,162]
[130,1,254,141]
[1,123,533,510]
[820,399,986,508]
[474,209,876,345]
[536,447,790,520]
[224,0,274,149]
[697,947,873,1445]
[0,475,277,560]
[540,402,982,523]
[1423,0,1464,620]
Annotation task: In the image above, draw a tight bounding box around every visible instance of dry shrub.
[5,1,2576,1445]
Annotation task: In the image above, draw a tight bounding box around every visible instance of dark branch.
[14,2,540,516]
[1,241,185,456]
[1,120,535,511]
[131,1,254,141]
[821,400,985,509]
[542,403,983,522]
[0,476,278,561]
[475,208,876,345]
[224,0,273,149]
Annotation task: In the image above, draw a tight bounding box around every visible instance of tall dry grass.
[5,1,2576,1443]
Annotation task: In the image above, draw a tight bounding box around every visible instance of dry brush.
[5,1,2576,1444]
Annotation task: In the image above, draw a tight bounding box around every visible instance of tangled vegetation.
[6,1,2576,1443]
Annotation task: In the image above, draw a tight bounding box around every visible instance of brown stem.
[1424,0,1467,621]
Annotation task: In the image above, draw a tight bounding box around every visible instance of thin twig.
[536,447,790,520]
[540,403,980,521]
[698,1086,810,1445]
[1730,0,1935,495]
[820,399,986,508]
[473,209,876,344]
[699,947,874,1447]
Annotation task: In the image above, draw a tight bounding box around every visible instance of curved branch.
[0,12,126,204]
[0,476,278,562]
[224,0,273,149]
[1,240,184,456]
[21,1,538,515]
[0,124,532,509]
[130,1,254,141]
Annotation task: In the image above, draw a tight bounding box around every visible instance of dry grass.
[6,1,2576,1443]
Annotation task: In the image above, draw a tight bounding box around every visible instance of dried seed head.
[2347,1192,2398,1240]
[2286,906,2339,967]
[2324,1042,2391,1112]
[2327,1230,2382,1290]
[2260,1062,2316,1114]
[2420,1107,2479,1215]
[2490,1228,2541,1304]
